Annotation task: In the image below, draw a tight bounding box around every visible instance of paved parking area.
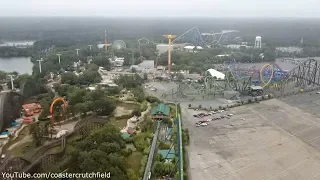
[182,99,320,180]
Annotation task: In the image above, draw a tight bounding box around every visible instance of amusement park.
[2,18,320,180]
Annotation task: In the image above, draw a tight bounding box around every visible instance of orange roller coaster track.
[49,97,67,122]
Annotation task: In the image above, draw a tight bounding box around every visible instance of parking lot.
[181,98,320,180]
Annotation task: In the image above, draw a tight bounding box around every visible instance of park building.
[206,69,225,80]
[183,45,203,52]
[97,43,111,49]
[109,57,124,67]
[151,103,171,120]
[130,60,155,74]
[156,44,172,54]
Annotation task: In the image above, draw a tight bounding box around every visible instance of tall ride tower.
[163,34,176,77]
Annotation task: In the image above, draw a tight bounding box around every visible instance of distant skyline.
[1,0,320,17]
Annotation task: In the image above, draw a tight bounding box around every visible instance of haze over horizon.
[1,0,320,18]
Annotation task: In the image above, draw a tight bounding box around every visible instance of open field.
[181,97,320,180]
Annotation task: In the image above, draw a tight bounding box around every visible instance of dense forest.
[1,17,320,47]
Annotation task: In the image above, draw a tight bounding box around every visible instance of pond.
[0,57,33,74]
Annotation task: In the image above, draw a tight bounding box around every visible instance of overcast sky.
[1,0,320,17]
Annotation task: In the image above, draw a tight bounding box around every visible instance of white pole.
[8,75,14,90]
[57,54,61,64]
[76,49,80,56]
[37,58,43,73]
[88,45,92,50]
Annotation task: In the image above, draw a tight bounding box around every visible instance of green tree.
[127,169,139,180]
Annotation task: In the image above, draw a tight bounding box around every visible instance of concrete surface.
[181,98,320,180]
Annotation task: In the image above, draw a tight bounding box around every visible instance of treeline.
[0,47,33,57]
[2,17,320,46]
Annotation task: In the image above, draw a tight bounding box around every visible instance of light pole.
[37,58,43,73]
[57,54,61,64]
[8,75,14,90]
[88,45,92,51]
[75,49,80,56]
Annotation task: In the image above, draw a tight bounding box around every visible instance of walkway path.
[120,102,151,133]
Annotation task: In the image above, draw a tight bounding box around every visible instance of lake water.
[0,41,35,47]
[0,57,33,74]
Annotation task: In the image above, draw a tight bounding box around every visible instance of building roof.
[139,60,154,68]
[184,46,203,50]
[158,149,176,159]
[127,127,136,135]
[121,132,131,139]
[206,69,225,80]
[151,103,170,116]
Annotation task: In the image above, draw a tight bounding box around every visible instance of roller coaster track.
[142,121,161,180]
[282,59,320,86]
[0,118,108,177]
[172,27,239,46]
[137,27,239,48]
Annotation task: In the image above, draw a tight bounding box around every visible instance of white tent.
[206,69,225,80]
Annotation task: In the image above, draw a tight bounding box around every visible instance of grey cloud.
[0,0,320,17]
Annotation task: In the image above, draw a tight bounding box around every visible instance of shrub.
[262,96,265,100]
[199,105,202,109]
[188,104,191,108]
[209,106,212,110]
[241,100,244,105]
[219,106,222,110]
[248,99,252,103]
[131,109,141,116]
[254,97,258,102]
[146,96,160,103]
[140,101,148,112]
[268,94,271,99]
[159,142,171,149]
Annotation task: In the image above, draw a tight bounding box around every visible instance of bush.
[140,101,148,112]
[241,100,244,105]
[159,142,171,149]
[219,106,222,110]
[248,99,252,103]
[188,104,191,108]
[209,106,212,110]
[268,94,271,99]
[198,105,202,109]
[131,109,141,117]
[146,96,160,103]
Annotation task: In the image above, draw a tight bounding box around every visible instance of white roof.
[184,46,203,50]
[206,69,225,80]
[139,60,154,68]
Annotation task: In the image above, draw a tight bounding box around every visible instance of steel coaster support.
[164,143,176,160]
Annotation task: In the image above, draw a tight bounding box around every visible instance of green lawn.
[11,141,35,157]
[127,151,143,172]
[117,102,140,110]
[109,117,128,130]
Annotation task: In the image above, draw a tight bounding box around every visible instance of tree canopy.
[67,125,130,180]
